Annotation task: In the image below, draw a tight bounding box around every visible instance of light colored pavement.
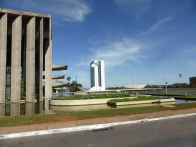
[1,114,196,147]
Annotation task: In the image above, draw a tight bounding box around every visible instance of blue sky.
[1,0,196,88]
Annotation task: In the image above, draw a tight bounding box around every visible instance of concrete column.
[0,14,7,103]
[38,102,44,114]
[11,15,22,103]
[26,17,35,103]
[25,103,34,115]
[45,18,52,99]
[10,103,20,116]
[0,104,5,116]
[39,18,43,101]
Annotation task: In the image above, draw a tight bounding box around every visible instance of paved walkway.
[1,108,196,135]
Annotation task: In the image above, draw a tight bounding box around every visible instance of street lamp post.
[165,80,168,94]
[165,74,182,94]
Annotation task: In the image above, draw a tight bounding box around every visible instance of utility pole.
[165,74,182,94]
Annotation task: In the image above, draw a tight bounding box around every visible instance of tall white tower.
[89,60,105,91]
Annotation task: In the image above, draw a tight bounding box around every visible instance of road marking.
[1,112,196,140]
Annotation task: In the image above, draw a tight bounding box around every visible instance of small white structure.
[124,84,146,89]
[89,60,105,91]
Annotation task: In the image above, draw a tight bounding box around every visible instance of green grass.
[109,96,171,103]
[1,102,196,127]
[53,93,130,100]
[88,91,119,94]
[174,94,196,99]
[146,93,196,99]
[167,88,196,90]
[146,93,185,96]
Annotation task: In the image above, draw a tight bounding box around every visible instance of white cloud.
[139,17,173,36]
[12,0,90,22]
[77,38,145,69]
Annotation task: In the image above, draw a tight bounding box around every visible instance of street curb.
[1,112,196,140]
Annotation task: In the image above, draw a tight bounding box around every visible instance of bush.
[53,93,130,100]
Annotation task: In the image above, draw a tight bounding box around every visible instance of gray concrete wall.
[26,17,35,103]
[11,15,22,103]
[0,14,7,103]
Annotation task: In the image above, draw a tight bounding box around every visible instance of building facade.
[190,77,196,87]
[90,60,105,91]
[0,8,52,103]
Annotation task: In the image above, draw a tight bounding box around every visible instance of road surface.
[1,115,196,147]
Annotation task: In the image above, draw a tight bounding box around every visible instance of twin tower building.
[90,60,105,91]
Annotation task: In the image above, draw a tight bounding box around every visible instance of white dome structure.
[124,84,146,89]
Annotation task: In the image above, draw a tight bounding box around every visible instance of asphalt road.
[1,115,196,147]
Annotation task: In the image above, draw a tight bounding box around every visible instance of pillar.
[11,15,22,103]
[0,13,7,103]
[10,103,20,116]
[39,18,43,101]
[45,18,52,99]
[26,17,35,103]
[26,103,34,115]
[0,104,5,116]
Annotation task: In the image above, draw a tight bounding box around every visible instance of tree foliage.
[69,80,83,92]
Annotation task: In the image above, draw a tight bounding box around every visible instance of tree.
[66,76,71,82]
[69,80,83,92]
[66,76,71,92]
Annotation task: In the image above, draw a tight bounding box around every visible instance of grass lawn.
[146,93,185,96]
[146,93,196,99]
[109,96,170,103]
[53,93,130,100]
[1,102,196,127]
[88,91,119,94]
[174,94,196,99]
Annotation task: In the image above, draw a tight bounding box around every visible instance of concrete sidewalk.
[1,108,196,135]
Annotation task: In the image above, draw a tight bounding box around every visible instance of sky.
[1,0,196,88]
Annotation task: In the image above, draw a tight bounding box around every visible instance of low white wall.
[109,99,175,106]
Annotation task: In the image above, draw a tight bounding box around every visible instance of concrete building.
[190,77,196,87]
[89,60,105,91]
[0,8,52,103]
[43,65,69,88]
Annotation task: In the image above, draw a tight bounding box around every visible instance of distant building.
[89,60,105,91]
[124,85,146,89]
[190,77,196,87]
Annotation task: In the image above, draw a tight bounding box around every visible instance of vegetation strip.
[146,93,185,96]
[174,94,196,99]
[53,93,130,100]
[146,93,196,99]
[1,103,196,127]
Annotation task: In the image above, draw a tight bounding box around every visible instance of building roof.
[0,8,51,18]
